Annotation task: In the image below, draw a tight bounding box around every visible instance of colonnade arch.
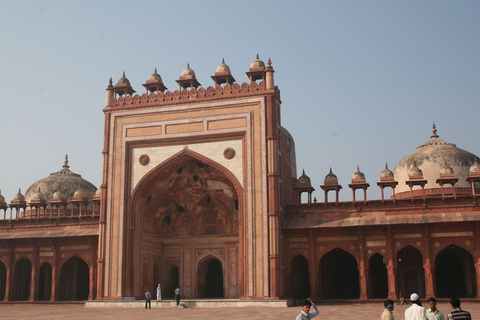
[37,262,52,301]
[291,254,310,299]
[434,244,477,298]
[13,257,31,301]
[319,248,359,299]
[368,253,388,299]
[58,255,89,301]
[396,246,425,297]
[0,260,6,301]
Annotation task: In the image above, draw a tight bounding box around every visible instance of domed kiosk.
[394,124,480,199]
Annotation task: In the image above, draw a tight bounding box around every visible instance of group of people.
[144,284,182,309]
[294,294,472,320]
[381,293,472,320]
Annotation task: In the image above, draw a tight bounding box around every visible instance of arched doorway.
[197,256,224,298]
[291,255,310,299]
[13,257,31,301]
[141,262,149,294]
[153,264,160,299]
[435,245,477,298]
[131,150,242,298]
[319,248,359,299]
[37,262,52,301]
[0,260,6,301]
[368,253,388,299]
[58,256,89,301]
[397,246,425,297]
[164,264,179,299]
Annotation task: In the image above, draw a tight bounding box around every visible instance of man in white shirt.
[405,293,427,320]
[426,297,445,320]
[296,298,319,320]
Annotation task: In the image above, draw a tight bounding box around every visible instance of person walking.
[447,297,471,320]
[145,289,151,309]
[156,283,162,302]
[426,297,445,320]
[381,299,395,320]
[175,287,181,307]
[296,298,319,320]
[405,293,427,320]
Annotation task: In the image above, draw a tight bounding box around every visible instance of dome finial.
[63,154,69,169]
[431,122,439,138]
[357,165,360,171]
[385,162,389,169]
[154,67,157,73]
[256,53,259,59]
[109,77,113,86]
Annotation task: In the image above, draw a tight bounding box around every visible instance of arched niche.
[291,254,310,299]
[197,255,224,298]
[319,248,359,299]
[58,255,89,301]
[13,257,31,301]
[368,253,388,299]
[396,246,425,298]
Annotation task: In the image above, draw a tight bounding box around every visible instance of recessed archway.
[58,256,89,301]
[37,262,52,301]
[197,256,224,298]
[368,253,388,299]
[397,246,425,298]
[13,257,31,301]
[291,255,310,299]
[319,248,359,299]
[164,264,179,299]
[435,244,477,298]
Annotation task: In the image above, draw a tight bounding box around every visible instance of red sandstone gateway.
[0,57,479,303]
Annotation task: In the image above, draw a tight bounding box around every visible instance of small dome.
[32,188,46,201]
[52,191,65,199]
[181,63,196,77]
[13,189,25,201]
[380,163,394,179]
[352,165,365,180]
[408,162,423,177]
[440,160,454,175]
[95,189,102,197]
[250,55,265,69]
[298,169,311,184]
[470,158,480,174]
[216,59,231,73]
[148,68,162,81]
[117,72,131,85]
[73,188,86,198]
[324,168,338,183]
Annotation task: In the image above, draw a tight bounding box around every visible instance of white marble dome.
[394,124,480,195]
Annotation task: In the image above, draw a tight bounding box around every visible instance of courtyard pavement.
[0,301,478,319]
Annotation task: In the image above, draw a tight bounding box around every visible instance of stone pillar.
[475,222,480,298]
[30,246,39,301]
[386,226,397,300]
[50,245,58,301]
[5,246,14,301]
[308,230,318,300]
[423,225,434,297]
[358,233,368,300]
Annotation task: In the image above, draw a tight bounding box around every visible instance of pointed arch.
[368,253,388,299]
[434,244,477,298]
[197,254,224,298]
[37,262,52,301]
[291,254,310,299]
[319,248,359,299]
[13,257,31,301]
[396,246,425,298]
[58,255,89,301]
[0,260,6,301]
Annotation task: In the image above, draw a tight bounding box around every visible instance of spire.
[63,154,69,169]
[431,122,439,139]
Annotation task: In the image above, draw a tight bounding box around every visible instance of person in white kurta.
[405,293,427,320]
[296,298,319,320]
[156,284,162,301]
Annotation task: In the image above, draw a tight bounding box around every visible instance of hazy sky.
[1,1,479,203]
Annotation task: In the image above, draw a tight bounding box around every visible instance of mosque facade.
[0,57,479,302]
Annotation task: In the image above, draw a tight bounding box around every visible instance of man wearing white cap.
[405,293,427,320]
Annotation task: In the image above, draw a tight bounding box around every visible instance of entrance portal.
[435,245,477,298]
[319,248,359,299]
[197,256,224,298]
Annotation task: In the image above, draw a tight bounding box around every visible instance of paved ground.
[0,302,478,319]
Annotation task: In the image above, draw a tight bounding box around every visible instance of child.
[296,298,319,320]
